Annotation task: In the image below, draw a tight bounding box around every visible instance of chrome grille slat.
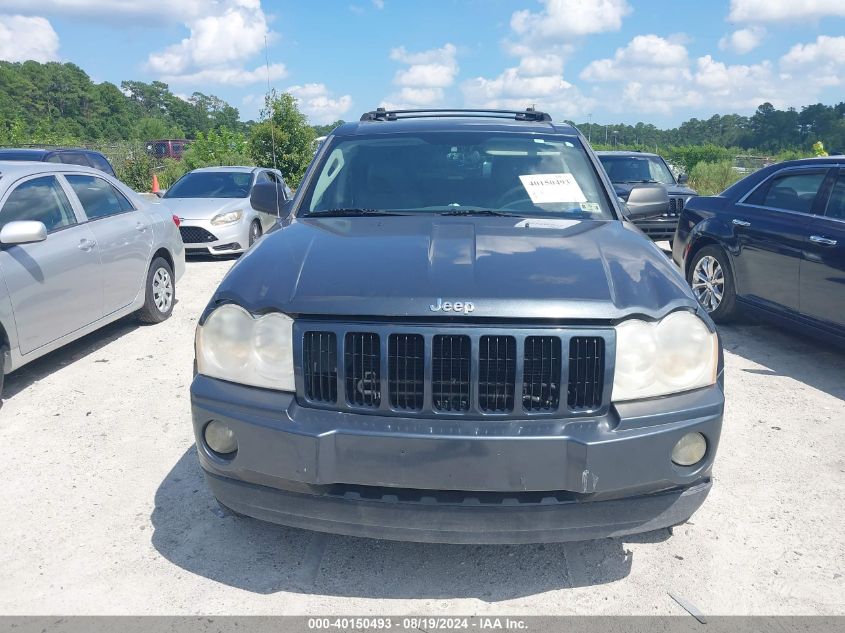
[523,336,561,412]
[478,335,516,413]
[432,335,471,412]
[389,334,424,410]
[303,331,337,403]
[567,336,605,410]
[345,332,381,407]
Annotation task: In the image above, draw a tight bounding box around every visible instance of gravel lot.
[1,254,843,616]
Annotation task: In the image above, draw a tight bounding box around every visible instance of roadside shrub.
[182,128,253,169]
[113,148,156,191]
[689,160,743,196]
[156,158,190,189]
[666,145,735,174]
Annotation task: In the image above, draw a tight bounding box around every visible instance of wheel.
[138,257,175,324]
[687,245,737,322]
[248,220,262,247]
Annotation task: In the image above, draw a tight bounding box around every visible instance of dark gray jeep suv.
[598,151,698,242]
[190,109,724,544]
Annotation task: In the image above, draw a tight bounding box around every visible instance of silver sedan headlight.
[210,209,244,225]
[612,311,718,402]
[196,304,295,391]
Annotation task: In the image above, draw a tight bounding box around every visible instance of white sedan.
[161,166,292,256]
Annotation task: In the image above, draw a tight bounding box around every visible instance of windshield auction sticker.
[519,173,588,204]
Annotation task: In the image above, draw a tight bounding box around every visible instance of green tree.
[183,128,252,168]
[312,120,345,137]
[249,91,316,186]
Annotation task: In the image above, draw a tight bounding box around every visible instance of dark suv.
[598,151,697,242]
[190,109,724,544]
[0,147,116,177]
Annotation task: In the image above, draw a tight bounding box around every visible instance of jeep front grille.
[296,324,612,419]
[668,196,686,216]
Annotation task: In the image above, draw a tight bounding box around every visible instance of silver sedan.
[0,162,185,402]
[161,166,292,256]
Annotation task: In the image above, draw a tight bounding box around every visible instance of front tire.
[248,220,262,247]
[138,257,175,324]
[687,245,737,322]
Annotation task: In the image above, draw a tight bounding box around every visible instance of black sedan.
[673,157,845,342]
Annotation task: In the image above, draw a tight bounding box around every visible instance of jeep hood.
[207,216,698,321]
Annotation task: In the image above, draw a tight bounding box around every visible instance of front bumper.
[634,216,680,241]
[190,375,723,543]
[180,219,247,255]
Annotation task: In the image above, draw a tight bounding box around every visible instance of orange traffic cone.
[151,174,160,194]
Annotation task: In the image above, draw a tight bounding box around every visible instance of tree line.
[577,101,845,154]
[1,60,842,195]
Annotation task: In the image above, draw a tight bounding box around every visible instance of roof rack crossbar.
[360,107,552,123]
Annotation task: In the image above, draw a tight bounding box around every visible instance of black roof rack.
[360,107,552,123]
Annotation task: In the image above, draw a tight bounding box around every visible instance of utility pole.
[605,125,608,144]
[588,113,593,142]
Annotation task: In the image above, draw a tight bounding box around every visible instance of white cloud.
[576,31,831,116]
[718,27,766,54]
[372,0,385,8]
[581,35,691,82]
[462,54,594,119]
[692,55,783,108]
[146,0,271,75]
[287,83,353,124]
[781,35,845,67]
[383,43,458,108]
[118,0,288,87]
[0,14,60,63]
[510,0,632,41]
[728,0,845,22]
[158,62,287,86]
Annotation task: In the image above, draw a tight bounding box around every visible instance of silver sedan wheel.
[152,267,174,313]
[691,255,724,312]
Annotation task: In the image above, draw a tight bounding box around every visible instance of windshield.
[598,155,676,185]
[164,171,252,199]
[299,132,614,219]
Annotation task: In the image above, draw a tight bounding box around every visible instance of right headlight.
[195,304,295,392]
[210,209,244,226]
[612,311,718,402]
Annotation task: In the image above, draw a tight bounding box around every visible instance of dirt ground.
[1,255,843,615]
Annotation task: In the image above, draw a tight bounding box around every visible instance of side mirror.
[154,189,166,198]
[250,182,284,215]
[623,184,670,219]
[0,221,48,246]
[280,199,294,218]
[677,173,689,185]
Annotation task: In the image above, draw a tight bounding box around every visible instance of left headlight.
[210,209,244,225]
[196,304,295,391]
[612,311,718,402]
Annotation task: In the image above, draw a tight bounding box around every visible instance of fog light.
[204,420,238,455]
[672,432,707,467]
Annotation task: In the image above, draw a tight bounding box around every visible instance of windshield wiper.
[436,209,521,217]
[620,179,660,184]
[304,208,409,217]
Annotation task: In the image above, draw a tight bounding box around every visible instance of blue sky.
[1,0,844,126]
